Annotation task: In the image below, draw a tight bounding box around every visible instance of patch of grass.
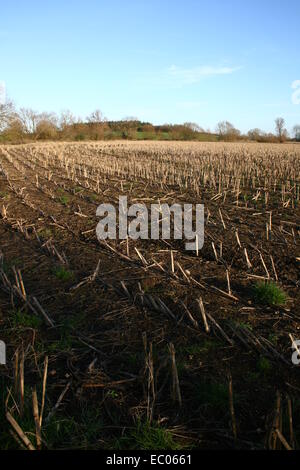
[268,333,279,345]
[44,405,105,449]
[56,189,69,205]
[53,266,73,281]
[239,322,253,331]
[47,313,84,352]
[176,340,221,376]
[252,281,286,306]
[44,416,78,448]
[0,384,38,449]
[48,335,75,352]
[113,421,188,450]
[185,339,219,355]
[178,339,219,358]
[1,385,104,450]
[59,195,69,206]
[257,356,272,375]
[107,390,119,399]
[10,309,42,329]
[73,186,83,193]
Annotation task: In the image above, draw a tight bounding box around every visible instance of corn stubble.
[0,140,299,450]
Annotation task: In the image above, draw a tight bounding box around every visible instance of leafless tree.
[184,122,204,132]
[216,121,241,140]
[19,108,40,134]
[86,109,105,124]
[248,128,265,141]
[59,109,76,130]
[0,100,15,131]
[293,124,300,141]
[275,117,287,142]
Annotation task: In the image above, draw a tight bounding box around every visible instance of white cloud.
[167,65,241,85]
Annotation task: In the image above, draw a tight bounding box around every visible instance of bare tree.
[19,108,39,134]
[86,109,105,124]
[59,109,76,130]
[248,128,265,141]
[86,109,108,140]
[293,124,300,141]
[0,100,15,131]
[184,122,204,132]
[216,121,240,140]
[275,117,287,142]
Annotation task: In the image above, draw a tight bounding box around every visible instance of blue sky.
[1,0,300,133]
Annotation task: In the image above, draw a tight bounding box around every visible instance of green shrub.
[252,281,286,306]
[53,266,73,281]
[113,421,187,450]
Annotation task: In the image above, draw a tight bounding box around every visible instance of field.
[0,140,300,450]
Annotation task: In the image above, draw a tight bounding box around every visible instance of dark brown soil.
[0,143,299,450]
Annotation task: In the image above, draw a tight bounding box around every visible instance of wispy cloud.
[167,65,241,85]
[135,64,241,89]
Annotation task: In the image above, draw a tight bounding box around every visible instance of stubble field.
[0,140,299,450]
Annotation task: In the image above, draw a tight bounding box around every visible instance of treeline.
[0,103,218,143]
[216,119,300,143]
[0,100,300,143]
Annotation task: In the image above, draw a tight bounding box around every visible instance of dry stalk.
[168,343,182,407]
[180,300,199,329]
[6,412,36,450]
[19,349,25,417]
[228,372,237,440]
[244,248,252,269]
[32,388,42,450]
[226,269,232,296]
[197,297,210,333]
[39,356,48,427]
[286,394,294,449]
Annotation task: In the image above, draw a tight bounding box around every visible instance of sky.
[1,0,300,133]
